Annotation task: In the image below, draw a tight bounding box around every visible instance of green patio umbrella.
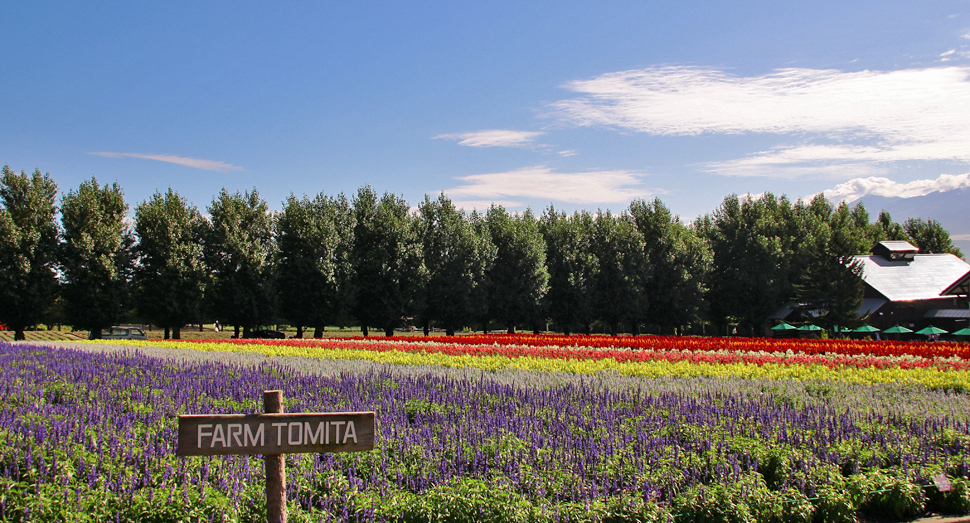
[771,322,797,330]
[852,325,881,333]
[797,324,823,331]
[916,326,948,335]
[883,325,913,334]
[953,328,970,336]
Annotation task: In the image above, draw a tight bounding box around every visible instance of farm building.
[772,241,970,332]
[856,241,970,331]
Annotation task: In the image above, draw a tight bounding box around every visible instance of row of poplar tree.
[0,165,962,340]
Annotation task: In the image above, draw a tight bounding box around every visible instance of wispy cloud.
[443,166,655,205]
[88,152,244,172]
[433,129,544,148]
[549,66,970,178]
[823,172,970,203]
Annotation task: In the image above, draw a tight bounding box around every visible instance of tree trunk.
[361,325,368,336]
[164,327,170,340]
[173,326,182,339]
[234,325,241,338]
[313,326,323,338]
[243,326,252,338]
[583,323,591,335]
[384,326,394,336]
[563,324,570,336]
[15,328,25,341]
[296,325,303,338]
[446,327,455,336]
[507,325,515,334]
[423,320,430,336]
[610,322,618,336]
[199,323,204,332]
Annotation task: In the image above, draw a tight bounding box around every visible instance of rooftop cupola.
[872,240,919,262]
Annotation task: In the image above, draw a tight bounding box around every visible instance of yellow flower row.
[79,339,970,390]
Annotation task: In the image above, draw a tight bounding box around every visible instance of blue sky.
[2,1,969,233]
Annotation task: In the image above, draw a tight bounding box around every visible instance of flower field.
[100,334,970,390]
[3,335,970,522]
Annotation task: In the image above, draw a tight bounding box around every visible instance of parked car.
[96,326,149,340]
[246,329,286,339]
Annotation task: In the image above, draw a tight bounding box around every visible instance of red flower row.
[182,335,970,370]
[339,333,970,361]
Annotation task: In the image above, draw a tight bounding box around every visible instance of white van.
[95,326,149,340]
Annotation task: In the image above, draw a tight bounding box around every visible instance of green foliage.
[591,210,645,335]
[926,476,970,515]
[277,191,356,336]
[857,472,925,521]
[418,194,495,335]
[629,198,711,333]
[133,189,208,338]
[204,188,277,335]
[810,483,856,523]
[903,217,964,258]
[482,205,549,333]
[59,177,133,336]
[351,186,426,336]
[875,210,908,243]
[793,198,869,331]
[353,478,672,523]
[540,207,598,335]
[0,166,59,340]
[672,481,755,523]
[702,194,794,335]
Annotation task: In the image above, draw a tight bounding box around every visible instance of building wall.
[868,296,966,331]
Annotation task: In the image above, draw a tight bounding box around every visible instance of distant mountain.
[858,187,970,255]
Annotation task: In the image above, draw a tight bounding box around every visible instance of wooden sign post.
[177,390,375,523]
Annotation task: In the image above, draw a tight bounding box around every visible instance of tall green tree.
[794,198,870,331]
[59,178,134,338]
[702,194,791,335]
[276,192,356,338]
[904,217,964,258]
[204,188,276,338]
[591,210,645,336]
[629,198,710,334]
[352,186,425,336]
[417,194,495,336]
[133,189,208,339]
[540,207,598,335]
[482,205,549,333]
[0,166,59,340]
[875,210,908,244]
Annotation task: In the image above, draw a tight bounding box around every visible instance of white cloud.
[550,66,970,178]
[433,129,544,148]
[443,166,655,205]
[558,150,578,157]
[963,32,970,40]
[823,172,970,203]
[89,152,243,172]
[941,49,957,56]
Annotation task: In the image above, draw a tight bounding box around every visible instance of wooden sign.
[178,391,375,523]
[177,412,375,456]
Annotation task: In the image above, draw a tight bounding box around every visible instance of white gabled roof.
[853,254,970,302]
